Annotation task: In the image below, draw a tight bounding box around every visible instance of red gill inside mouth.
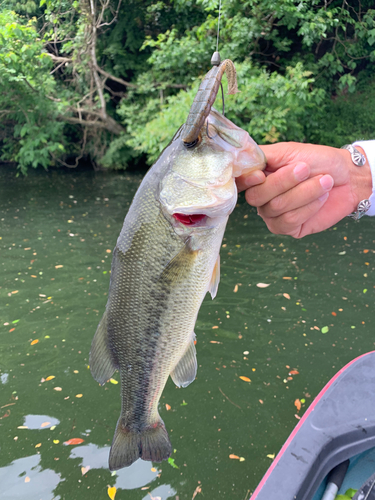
[173,213,206,225]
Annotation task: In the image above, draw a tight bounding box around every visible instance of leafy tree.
[0,0,375,173]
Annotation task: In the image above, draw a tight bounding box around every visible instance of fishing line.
[216,0,222,53]
[213,0,225,116]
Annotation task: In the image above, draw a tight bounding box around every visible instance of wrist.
[351,146,372,207]
[353,141,375,216]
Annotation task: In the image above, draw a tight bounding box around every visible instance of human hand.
[236,142,372,238]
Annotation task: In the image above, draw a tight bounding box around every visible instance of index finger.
[245,162,310,208]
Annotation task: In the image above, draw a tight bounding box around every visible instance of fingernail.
[318,192,329,203]
[293,163,309,182]
[319,175,334,191]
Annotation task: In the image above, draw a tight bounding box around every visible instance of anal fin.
[89,309,118,386]
[170,334,197,388]
[209,254,220,299]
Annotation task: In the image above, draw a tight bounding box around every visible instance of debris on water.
[107,486,116,500]
[168,457,179,469]
[64,438,84,445]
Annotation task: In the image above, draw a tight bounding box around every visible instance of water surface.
[0,166,374,499]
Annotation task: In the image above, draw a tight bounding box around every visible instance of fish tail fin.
[109,417,172,471]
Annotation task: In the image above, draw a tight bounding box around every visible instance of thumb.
[236,169,266,193]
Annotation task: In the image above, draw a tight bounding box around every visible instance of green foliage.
[0,10,66,173]
[124,61,325,161]
[0,1,375,173]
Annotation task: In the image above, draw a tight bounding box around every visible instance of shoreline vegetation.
[1,0,375,175]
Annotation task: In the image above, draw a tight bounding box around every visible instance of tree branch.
[96,66,137,88]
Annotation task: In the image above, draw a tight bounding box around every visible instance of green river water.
[0,165,374,500]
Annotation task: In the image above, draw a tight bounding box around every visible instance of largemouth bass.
[90,60,266,471]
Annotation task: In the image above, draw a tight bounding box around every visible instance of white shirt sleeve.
[353,140,375,216]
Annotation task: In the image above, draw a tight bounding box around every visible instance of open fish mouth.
[173,213,207,225]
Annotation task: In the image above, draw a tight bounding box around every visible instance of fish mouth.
[173,213,207,226]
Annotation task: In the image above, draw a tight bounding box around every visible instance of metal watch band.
[341,144,366,167]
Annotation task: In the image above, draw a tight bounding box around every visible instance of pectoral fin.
[89,309,118,386]
[170,334,197,388]
[209,254,220,299]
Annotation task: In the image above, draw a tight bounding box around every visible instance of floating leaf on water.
[167,457,179,469]
[165,404,171,411]
[233,284,238,293]
[50,426,56,430]
[12,319,20,324]
[321,326,329,334]
[64,438,84,445]
[53,440,59,444]
[54,387,62,391]
[45,376,55,381]
[17,426,28,429]
[30,339,39,345]
[55,265,63,269]
[151,467,157,473]
[283,277,292,280]
[239,457,245,462]
[363,289,368,293]
[331,312,337,316]
[338,251,346,255]
[283,293,290,299]
[81,466,90,475]
[75,394,83,398]
[289,370,299,375]
[267,454,275,459]
[25,477,30,483]
[239,376,251,382]
[109,378,118,384]
[229,454,240,459]
[210,341,222,344]
[294,399,301,411]
[35,443,42,448]
[180,400,187,406]
[41,422,51,428]
[107,486,117,500]
[257,283,270,288]
[212,326,219,329]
